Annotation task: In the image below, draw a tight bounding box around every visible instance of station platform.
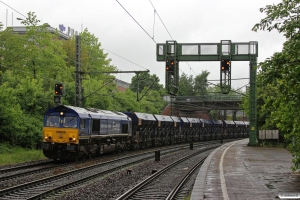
[191,139,300,200]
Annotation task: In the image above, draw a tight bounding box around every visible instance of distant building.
[114,79,130,92]
[8,25,70,40]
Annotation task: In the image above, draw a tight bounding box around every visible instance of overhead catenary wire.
[0,0,26,18]
[103,48,148,70]
[148,0,196,77]
[149,0,173,40]
[116,0,157,44]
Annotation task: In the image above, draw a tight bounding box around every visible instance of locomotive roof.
[45,105,129,120]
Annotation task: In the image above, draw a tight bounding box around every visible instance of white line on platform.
[220,141,239,200]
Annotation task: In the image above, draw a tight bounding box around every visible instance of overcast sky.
[1,0,286,91]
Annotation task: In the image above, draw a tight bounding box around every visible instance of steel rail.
[116,146,217,200]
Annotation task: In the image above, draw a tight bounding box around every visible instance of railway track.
[0,160,52,176]
[116,146,213,200]
[0,141,216,188]
[0,162,66,185]
[0,141,218,199]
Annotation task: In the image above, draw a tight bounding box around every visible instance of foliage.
[177,72,194,96]
[129,72,164,93]
[0,143,46,166]
[251,0,300,171]
[0,12,168,151]
[194,70,210,95]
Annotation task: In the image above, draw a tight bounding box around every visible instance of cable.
[147,1,198,77]
[207,78,250,81]
[207,81,246,96]
[1,1,151,84]
[103,48,148,70]
[152,9,156,39]
[116,0,157,43]
[148,0,173,40]
[0,0,26,18]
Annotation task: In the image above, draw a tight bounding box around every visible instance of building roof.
[8,26,71,40]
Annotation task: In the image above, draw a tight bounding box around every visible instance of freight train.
[42,105,249,160]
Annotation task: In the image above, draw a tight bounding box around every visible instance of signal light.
[55,83,64,96]
[221,59,230,71]
[166,59,175,72]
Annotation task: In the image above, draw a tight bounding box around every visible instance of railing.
[174,95,243,102]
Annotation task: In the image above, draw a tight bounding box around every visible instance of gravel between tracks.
[56,144,218,200]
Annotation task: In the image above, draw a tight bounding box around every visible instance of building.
[114,79,130,92]
[8,25,71,40]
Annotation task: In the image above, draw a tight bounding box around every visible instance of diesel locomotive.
[42,105,249,160]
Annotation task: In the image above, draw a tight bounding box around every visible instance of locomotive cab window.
[63,116,78,128]
[46,115,60,127]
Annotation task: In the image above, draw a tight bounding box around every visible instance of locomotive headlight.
[60,112,64,116]
[69,137,76,142]
[45,136,52,140]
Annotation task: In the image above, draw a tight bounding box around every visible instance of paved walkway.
[191,139,300,200]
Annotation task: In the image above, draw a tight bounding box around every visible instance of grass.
[0,143,47,166]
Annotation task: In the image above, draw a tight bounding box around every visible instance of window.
[92,119,100,134]
[46,115,60,127]
[122,123,128,133]
[80,119,86,129]
[113,121,120,132]
[100,120,108,134]
[63,117,78,128]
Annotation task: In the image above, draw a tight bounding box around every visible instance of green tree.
[178,72,194,96]
[0,11,168,150]
[61,28,117,108]
[252,0,300,171]
[194,70,210,95]
[129,73,164,93]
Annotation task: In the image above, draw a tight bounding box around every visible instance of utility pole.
[75,35,82,107]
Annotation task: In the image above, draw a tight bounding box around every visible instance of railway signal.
[221,59,230,71]
[54,95,61,104]
[55,83,64,96]
[166,59,175,72]
[54,83,64,104]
